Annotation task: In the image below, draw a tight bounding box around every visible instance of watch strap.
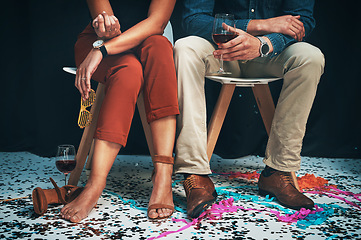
[99,45,108,58]
[256,36,269,57]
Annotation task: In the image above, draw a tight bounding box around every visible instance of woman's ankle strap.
[152,155,174,165]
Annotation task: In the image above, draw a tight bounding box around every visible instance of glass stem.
[220,54,224,72]
[64,173,68,186]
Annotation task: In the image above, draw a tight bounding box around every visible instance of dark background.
[1,0,360,159]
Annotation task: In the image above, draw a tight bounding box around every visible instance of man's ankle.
[263,165,278,177]
[183,173,208,180]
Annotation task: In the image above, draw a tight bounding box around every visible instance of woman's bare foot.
[60,182,104,223]
[148,162,174,219]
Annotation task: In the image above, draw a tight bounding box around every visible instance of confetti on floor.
[0,152,360,239]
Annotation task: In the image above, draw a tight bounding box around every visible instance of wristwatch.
[256,36,270,57]
[93,39,108,58]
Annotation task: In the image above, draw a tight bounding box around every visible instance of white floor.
[0,152,360,239]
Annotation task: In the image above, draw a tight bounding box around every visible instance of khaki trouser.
[174,36,325,174]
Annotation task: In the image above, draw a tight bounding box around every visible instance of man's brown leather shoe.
[183,175,217,218]
[258,167,314,210]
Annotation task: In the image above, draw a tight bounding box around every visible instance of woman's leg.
[60,140,121,222]
[148,116,176,218]
[136,35,179,219]
[61,50,144,222]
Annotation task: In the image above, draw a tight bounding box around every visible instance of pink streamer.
[214,170,260,180]
[148,198,323,240]
[267,205,323,223]
[306,184,361,210]
[148,173,361,239]
[307,190,361,210]
[148,199,240,240]
[147,218,197,240]
[329,186,361,200]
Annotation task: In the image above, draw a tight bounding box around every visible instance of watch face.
[261,43,269,55]
[93,40,104,48]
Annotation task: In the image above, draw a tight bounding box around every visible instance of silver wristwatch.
[256,36,270,57]
[93,39,108,58]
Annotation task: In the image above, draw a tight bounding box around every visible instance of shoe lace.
[279,171,294,185]
[183,176,197,195]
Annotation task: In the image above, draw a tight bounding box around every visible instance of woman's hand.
[75,49,103,100]
[93,11,121,39]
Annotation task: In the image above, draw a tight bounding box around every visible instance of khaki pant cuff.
[263,158,301,172]
[174,166,212,175]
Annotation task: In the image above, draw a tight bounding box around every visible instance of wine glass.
[211,13,236,75]
[55,145,77,185]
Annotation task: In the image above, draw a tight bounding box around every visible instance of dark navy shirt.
[182,0,316,57]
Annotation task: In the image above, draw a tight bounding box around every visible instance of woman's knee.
[107,57,143,93]
[138,35,174,65]
[142,35,173,53]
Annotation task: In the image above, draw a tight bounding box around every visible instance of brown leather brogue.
[183,175,217,218]
[258,167,314,210]
[32,177,83,215]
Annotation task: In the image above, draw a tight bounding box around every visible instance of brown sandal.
[32,177,83,215]
[148,155,175,219]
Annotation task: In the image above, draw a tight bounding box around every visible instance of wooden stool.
[205,75,300,190]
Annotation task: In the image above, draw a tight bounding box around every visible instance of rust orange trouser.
[74,24,179,147]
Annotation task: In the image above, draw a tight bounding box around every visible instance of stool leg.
[137,92,154,157]
[85,140,95,170]
[291,172,300,191]
[68,83,106,186]
[207,84,236,161]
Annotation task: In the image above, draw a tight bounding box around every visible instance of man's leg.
[174,36,240,217]
[175,36,214,174]
[241,42,325,209]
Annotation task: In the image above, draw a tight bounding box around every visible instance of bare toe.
[70,213,82,223]
[157,209,165,218]
[60,205,70,216]
[148,209,159,219]
[164,208,172,217]
[64,208,77,220]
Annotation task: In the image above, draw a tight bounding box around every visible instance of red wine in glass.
[211,13,236,75]
[56,160,76,174]
[212,33,237,45]
[56,145,77,185]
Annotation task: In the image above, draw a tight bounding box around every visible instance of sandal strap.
[49,177,67,204]
[152,155,174,165]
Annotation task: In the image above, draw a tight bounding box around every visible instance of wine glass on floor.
[211,13,236,75]
[55,145,77,185]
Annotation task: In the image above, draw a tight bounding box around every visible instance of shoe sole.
[259,188,313,210]
[189,190,218,218]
